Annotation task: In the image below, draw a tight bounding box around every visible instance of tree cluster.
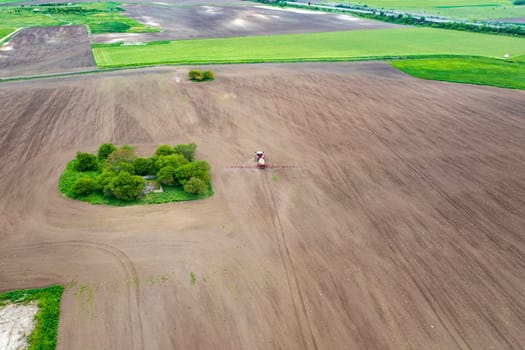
[188,69,215,82]
[70,142,210,200]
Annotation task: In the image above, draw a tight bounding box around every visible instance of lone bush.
[183,177,207,195]
[188,69,214,82]
[188,69,203,81]
[174,143,197,162]
[75,152,98,172]
[203,70,215,80]
[157,166,176,185]
[71,176,94,196]
[155,144,174,156]
[98,143,116,160]
[108,172,144,201]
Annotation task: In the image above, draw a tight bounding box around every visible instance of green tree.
[96,170,116,196]
[183,177,207,194]
[97,143,116,161]
[157,166,176,185]
[108,172,145,201]
[71,176,94,196]
[155,144,174,156]
[105,147,136,173]
[134,157,154,176]
[188,69,202,81]
[174,160,211,185]
[174,143,197,162]
[75,152,98,172]
[202,70,215,81]
[155,154,188,171]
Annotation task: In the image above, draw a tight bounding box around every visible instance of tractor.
[255,151,266,169]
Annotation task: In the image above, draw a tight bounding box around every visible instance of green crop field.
[0,27,15,40]
[92,27,525,67]
[0,2,158,34]
[391,57,525,89]
[333,0,525,20]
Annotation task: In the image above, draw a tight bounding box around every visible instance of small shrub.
[134,157,154,176]
[108,172,144,201]
[155,154,188,171]
[75,152,98,172]
[203,70,215,80]
[97,143,116,160]
[157,166,176,185]
[174,143,197,162]
[71,176,94,196]
[115,161,135,174]
[183,177,207,194]
[155,144,174,156]
[105,147,136,172]
[188,69,203,81]
[96,170,116,195]
[174,160,211,185]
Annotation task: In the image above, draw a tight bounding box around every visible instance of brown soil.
[0,62,524,349]
[496,17,525,23]
[92,3,399,43]
[0,26,95,78]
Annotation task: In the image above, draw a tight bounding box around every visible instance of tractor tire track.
[261,173,318,350]
[297,111,473,348]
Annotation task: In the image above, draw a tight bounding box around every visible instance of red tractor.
[255,151,266,169]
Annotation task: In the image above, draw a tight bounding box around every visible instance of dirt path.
[0,62,524,349]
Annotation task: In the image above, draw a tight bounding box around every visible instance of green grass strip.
[391,56,525,90]
[0,27,15,39]
[0,285,63,350]
[92,27,525,68]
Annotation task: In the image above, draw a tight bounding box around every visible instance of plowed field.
[0,62,524,349]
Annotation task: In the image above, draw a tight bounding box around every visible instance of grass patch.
[0,27,15,39]
[92,27,525,68]
[0,285,63,350]
[58,159,212,206]
[391,56,525,89]
[0,2,158,34]
[190,272,197,285]
[332,0,525,20]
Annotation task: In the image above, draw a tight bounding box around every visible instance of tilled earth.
[0,26,95,78]
[0,62,524,349]
[92,4,399,43]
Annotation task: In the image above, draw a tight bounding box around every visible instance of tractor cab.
[255,151,266,169]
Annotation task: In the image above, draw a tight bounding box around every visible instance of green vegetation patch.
[58,143,213,206]
[332,0,525,20]
[0,27,15,39]
[0,285,63,350]
[391,56,525,89]
[92,28,525,68]
[0,2,159,34]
